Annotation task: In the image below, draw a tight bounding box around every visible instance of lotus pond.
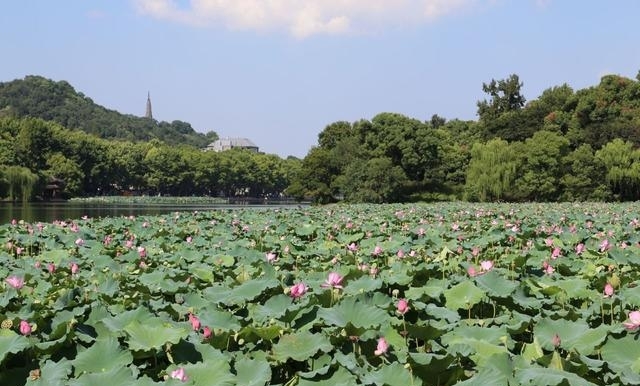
[1,203,640,385]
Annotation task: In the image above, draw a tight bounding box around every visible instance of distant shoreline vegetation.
[2,73,640,203]
[68,196,307,206]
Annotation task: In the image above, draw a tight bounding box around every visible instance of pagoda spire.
[145,91,153,119]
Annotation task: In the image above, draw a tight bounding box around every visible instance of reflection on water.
[0,202,303,224]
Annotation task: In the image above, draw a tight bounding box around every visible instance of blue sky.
[2,1,639,157]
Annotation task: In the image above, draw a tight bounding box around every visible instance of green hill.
[0,75,217,147]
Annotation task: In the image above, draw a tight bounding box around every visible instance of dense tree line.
[0,76,218,148]
[0,117,300,201]
[288,73,640,202]
[2,73,640,203]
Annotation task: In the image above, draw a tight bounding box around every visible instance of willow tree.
[2,166,39,202]
[464,139,519,201]
[595,139,640,200]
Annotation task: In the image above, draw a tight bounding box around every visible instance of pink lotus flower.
[5,275,24,289]
[372,246,383,256]
[347,243,358,252]
[289,282,308,299]
[137,247,147,258]
[170,367,188,382]
[266,252,277,263]
[467,266,478,277]
[19,320,31,336]
[15,247,23,255]
[604,283,614,297]
[75,238,84,247]
[188,313,200,331]
[575,243,585,255]
[552,333,561,348]
[47,263,56,273]
[70,262,79,275]
[125,239,134,249]
[545,238,554,247]
[203,326,212,339]
[374,337,389,356]
[623,311,640,330]
[321,272,344,289]
[186,236,192,243]
[600,239,611,252]
[471,247,480,257]
[396,249,405,258]
[543,261,554,275]
[551,247,561,259]
[480,260,493,272]
[397,299,409,315]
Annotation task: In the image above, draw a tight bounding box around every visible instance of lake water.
[0,202,306,224]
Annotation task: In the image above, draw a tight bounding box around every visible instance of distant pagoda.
[145,92,153,119]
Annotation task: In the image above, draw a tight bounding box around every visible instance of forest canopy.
[1,73,640,202]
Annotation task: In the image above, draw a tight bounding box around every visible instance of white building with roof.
[205,137,259,152]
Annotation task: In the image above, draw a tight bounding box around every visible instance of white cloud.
[133,0,478,38]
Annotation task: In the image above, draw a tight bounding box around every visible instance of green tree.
[560,144,608,201]
[1,165,39,202]
[512,131,570,201]
[339,157,408,203]
[45,153,84,197]
[477,74,526,121]
[464,139,519,201]
[595,138,640,200]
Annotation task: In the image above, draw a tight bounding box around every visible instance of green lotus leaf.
[124,320,190,352]
[235,357,272,386]
[206,278,279,305]
[73,338,133,374]
[250,294,292,323]
[198,309,242,331]
[101,307,155,334]
[405,279,447,301]
[96,276,120,298]
[190,265,214,283]
[619,284,640,306]
[297,365,357,386]
[271,330,333,362]
[138,270,167,290]
[67,366,137,386]
[362,362,420,386]
[441,325,512,366]
[212,254,235,267]
[239,325,283,342]
[533,318,608,355]
[0,330,30,364]
[474,270,518,298]
[342,276,382,296]
[454,353,513,386]
[41,249,68,265]
[444,281,485,310]
[317,298,388,328]
[601,334,640,374]
[514,365,598,386]
[25,359,72,386]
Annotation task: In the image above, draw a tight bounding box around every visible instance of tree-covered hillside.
[288,73,640,203]
[0,75,217,148]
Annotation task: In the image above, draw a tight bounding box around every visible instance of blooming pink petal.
[604,283,614,297]
[5,275,24,289]
[170,367,188,382]
[289,282,308,299]
[374,337,389,356]
[188,313,201,331]
[321,272,344,289]
[397,299,409,315]
[480,260,493,272]
[19,320,31,336]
